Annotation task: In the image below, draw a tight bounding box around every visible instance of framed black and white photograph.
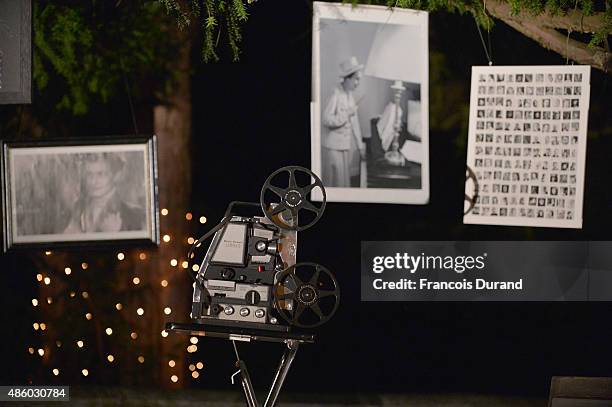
[0,0,31,104]
[1,136,159,250]
[311,2,429,204]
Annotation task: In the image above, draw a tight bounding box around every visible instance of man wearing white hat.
[322,56,365,188]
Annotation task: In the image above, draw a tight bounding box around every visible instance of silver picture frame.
[1,136,160,251]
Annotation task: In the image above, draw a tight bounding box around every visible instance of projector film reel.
[260,166,326,232]
[273,263,339,329]
[464,166,479,215]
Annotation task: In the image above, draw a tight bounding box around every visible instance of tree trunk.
[149,29,193,388]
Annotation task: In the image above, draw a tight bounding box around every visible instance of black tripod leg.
[263,340,299,407]
[237,360,259,407]
[231,341,259,407]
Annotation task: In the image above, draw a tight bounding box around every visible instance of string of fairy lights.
[28,209,209,384]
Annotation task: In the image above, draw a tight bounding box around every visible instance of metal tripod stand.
[230,339,299,407]
[165,322,314,407]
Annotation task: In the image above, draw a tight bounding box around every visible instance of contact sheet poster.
[463,66,590,229]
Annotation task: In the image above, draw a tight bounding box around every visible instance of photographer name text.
[371,252,523,291]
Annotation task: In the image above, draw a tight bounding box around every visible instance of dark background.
[2,0,612,398]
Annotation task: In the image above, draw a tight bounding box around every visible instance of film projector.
[166,166,340,407]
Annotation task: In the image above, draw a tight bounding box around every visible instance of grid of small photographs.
[464,66,590,229]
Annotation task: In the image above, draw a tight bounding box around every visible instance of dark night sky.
[1,0,611,397]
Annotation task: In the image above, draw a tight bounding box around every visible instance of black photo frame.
[0,0,32,104]
[1,136,160,251]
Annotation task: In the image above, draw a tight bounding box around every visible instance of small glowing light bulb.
[170,375,178,383]
[105,328,113,335]
[117,253,125,261]
[82,369,89,377]
[137,308,144,316]
[133,277,140,285]
[163,235,171,243]
[107,355,114,362]
[164,307,172,315]
[168,360,176,367]
[161,280,168,287]
[161,208,169,216]
[52,368,59,376]
[64,267,72,275]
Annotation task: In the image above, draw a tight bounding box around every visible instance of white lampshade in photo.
[364,23,422,83]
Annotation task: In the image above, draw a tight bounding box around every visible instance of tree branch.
[533,10,610,34]
[485,0,611,73]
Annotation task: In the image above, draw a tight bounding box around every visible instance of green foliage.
[158,0,191,28]
[157,0,250,62]
[34,1,176,115]
[590,7,612,48]
[157,0,608,65]
[351,0,609,52]
[502,0,611,48]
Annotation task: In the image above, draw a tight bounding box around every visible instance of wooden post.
[149,27,193,388]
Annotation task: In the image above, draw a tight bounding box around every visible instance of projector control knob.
[245,290,261,305]
[221,268,235,280]
[239,308,250,317]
